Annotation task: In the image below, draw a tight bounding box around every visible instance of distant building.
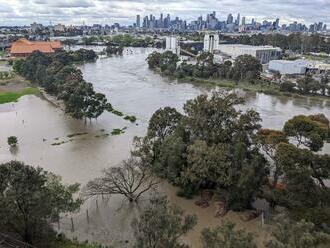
[30,22,43,33]
[136,15,141,28]
[203,34,219,53]
[10,38,62,57]
[269,59,330,74]
[165,36,180,55]
[218,44,282,64]
[269,60,307,74]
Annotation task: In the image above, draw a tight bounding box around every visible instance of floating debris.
[67,132,88,138]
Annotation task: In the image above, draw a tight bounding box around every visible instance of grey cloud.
[0,0,328,26]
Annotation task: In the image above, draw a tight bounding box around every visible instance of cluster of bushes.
[147,51,263,83]
[105,45,124,55]
[279,73,330,96]
[134,92,330,225]
[13,49,112,120]
[0,71,14,80]
[106,34,156,47]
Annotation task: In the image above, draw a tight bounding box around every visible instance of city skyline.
[0,0,329,27]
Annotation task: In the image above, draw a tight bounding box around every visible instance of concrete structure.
[53,24,66,32]
[269,59,330,74]
[10,38,62,57]
[165,36,180,55]
[269,60,307,74]
[218,44,282,64]
[203,34,219,53]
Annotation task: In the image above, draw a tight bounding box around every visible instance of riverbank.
[176,76,330,101]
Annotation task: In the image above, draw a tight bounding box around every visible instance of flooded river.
[0,47,329,247]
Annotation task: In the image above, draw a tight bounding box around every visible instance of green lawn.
[0,87,40,104]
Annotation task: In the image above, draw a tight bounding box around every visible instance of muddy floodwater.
[0,47,329,247]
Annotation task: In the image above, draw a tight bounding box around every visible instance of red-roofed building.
[10,38,63,57]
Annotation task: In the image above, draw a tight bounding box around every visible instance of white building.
[203,34,219,53]
[30,22,43,33]
[269,60,307,74]
[54,24,66,32]
[165,36,180,55]
[269,59,330,75]
[218,44,282,64]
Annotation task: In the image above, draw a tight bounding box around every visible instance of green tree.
[0,161,82,244]
[132,196,197,248]
[147,51,162,69]
[297,74,320,95]
[266,218,330,248]
[232,55,262,81]
[147,107,183,142]
[279,81,296,92]
[320,74,329,96]
[283,115,329,152]
[136,92,269,210]
[7,136,18,147]
[201,222,257,248]
[255,129,288,186]
[275,143,330,224]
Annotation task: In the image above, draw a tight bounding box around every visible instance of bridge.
[180,48,197,58]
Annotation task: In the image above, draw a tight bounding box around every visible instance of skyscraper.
[227,14,233,24]
[136,15,141,28]
[242,17,246,26]
[236,13,240,26]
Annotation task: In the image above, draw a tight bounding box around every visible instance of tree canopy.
[14,49,111,121]
[0,161,82,245]
[201,222,257,248]
[134,92,268,210]
[132,195,197,248]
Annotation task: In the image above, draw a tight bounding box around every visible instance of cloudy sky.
[0,0,329,26]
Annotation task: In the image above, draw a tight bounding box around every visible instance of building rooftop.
[218,44,282,51]
[10,38,62,56]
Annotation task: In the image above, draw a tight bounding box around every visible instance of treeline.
[280,73,330,96]
[105,45,124,55]
[134,92,330,226]
[13,49,112,120]
[222,33,330,53]
[147,51,263,82]
[106,34,156,47]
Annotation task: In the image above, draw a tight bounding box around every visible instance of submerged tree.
[132,195,197,248]
[86,157,159,202]
[7,136,18,147]
[134,92,269,210]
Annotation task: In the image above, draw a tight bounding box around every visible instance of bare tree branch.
[85,157,160,202]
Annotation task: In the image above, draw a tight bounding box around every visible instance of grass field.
[0,87,40,104]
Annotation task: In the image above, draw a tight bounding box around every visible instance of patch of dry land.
[0,75,39,104]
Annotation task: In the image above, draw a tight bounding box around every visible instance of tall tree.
[283,115,329,152]
[86,157,159,202]
[0,161,81,244]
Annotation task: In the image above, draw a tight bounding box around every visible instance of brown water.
[0,47,329,247]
